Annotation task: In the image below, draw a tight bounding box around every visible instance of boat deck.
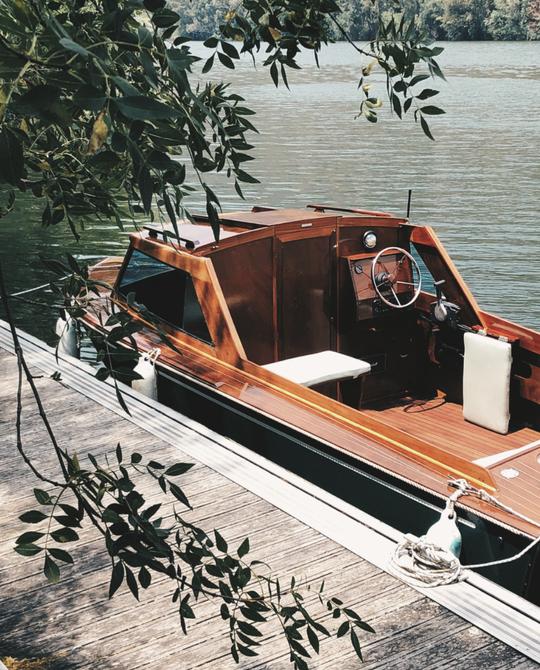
[363,395,539,464]
[1,322,539,668]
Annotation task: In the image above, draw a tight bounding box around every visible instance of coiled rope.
[390,478,540,587]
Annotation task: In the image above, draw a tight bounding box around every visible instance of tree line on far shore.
[174,0,540,42]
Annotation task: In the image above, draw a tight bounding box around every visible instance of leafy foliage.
[15,444,372,666]
[0,0,447,249]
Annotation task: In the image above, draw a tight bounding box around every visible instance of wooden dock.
[0,323,539,669]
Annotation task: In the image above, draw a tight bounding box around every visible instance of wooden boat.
[80,204,540,602]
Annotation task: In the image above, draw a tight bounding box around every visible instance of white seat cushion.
[263,350,371,387]
[463,332,512,434]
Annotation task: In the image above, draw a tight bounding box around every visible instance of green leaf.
[236,170,259,184]
[59,38,89,58]
[221,41,239,60]
[237,644,258,657]
[354,619,375,633]
[125,567,139,600]
[14,85,70,124]
[231,644,239,663]
[16,531,44,545]
[0,129,23,186]
[167,48,197,78]
[420,116,435,141]
[33,489,52,505]
[409,74,430,87]
[144,0,166,9]
[53,515,81,528]
[417,89,439,100]
[51,527,79,543]
[139,566,151,589]
[214,530,228,553]
[350,628,363,661]
[307,626,319,653]
[44,555,60,584]
[165,463,194,476]
[169,483,191,509]
[114,97,181,121]
[202,54,214,74]
[19,510,47,524]
[138,166,153,214]
[217,52,234,69]
[337,620,349,638]
[109,561,124,598]
[421,105,445,115]
[48,547,74,564]
[152,8,180,28]
[59,503,82,521]
[116,443,123,463]
[131,452,142,464]
[138,26,153,48]
[237,620,262,637]
[180,594,195,618]
[111,76,139,97]
[15,543,43,556]
[204,37,218,48]
[391,93,402,119]
[238,538,249,558]
[270,61,278,87]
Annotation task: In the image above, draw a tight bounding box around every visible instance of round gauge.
[363,230,377,250]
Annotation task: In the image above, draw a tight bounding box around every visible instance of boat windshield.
[118,249,212,344]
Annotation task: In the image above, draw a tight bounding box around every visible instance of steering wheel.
[371,246,422,309]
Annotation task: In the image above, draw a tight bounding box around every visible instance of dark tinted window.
[118,249,212,344]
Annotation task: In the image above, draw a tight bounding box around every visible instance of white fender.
[55,314,78,358]
[425,502,462,558]
[132,349,160,400]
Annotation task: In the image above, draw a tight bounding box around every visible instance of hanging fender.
[132,348,161,400]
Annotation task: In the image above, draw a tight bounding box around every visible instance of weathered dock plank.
[0,335,538,669]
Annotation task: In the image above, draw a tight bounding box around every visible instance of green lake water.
[1,40,539,341]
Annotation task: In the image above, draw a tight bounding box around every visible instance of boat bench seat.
[263,350,371,388]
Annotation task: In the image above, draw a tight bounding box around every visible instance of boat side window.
[118,249,213,344]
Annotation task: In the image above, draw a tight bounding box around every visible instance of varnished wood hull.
[155,362,540,604]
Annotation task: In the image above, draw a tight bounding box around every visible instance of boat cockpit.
[112,205,538,433]
[102,204,539,500]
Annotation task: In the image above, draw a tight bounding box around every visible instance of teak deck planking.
[0,344,537,670]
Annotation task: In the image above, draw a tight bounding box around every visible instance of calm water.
[1,41,539,341]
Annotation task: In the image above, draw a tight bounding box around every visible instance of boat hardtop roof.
[143,205,404,253]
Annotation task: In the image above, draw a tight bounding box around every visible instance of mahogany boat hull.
[154,362,540,605]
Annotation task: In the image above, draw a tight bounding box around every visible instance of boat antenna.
[406,189,413,219]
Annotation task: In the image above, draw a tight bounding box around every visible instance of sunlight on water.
[1,41,539,339]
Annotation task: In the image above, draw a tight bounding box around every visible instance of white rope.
[390,535,463,587]
[390,478,540,588]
